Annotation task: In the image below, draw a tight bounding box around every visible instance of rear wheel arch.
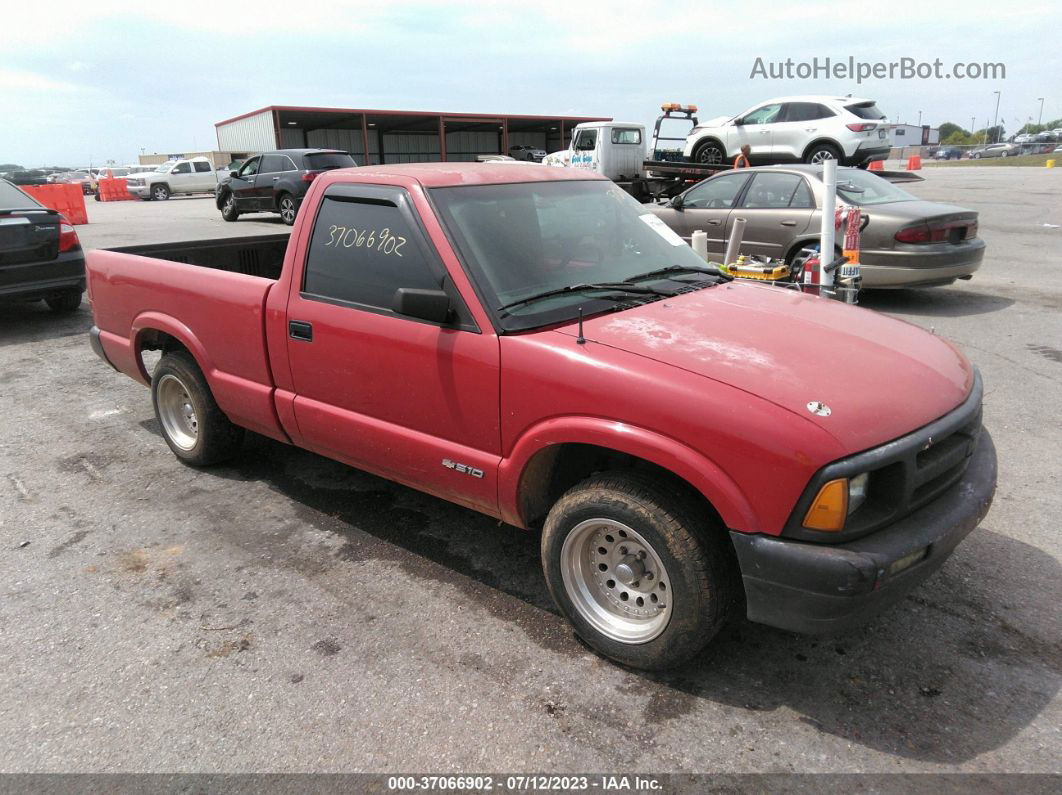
[802,138,845,163]
[132,315,214,387]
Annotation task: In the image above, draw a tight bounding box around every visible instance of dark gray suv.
[216,149,356,225]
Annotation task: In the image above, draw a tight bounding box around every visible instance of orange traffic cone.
[906,155,922,171]
[868,160,884,171]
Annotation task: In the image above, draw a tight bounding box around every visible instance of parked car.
[683,95,891,167]
[0,178,85,312]
[969,143,1021,159]
[87,163,996,671]
[646,165,984,288]
[1054,145,1062,153]
[215,149,356,225]
[509,144,547,162]
[125,157,219,201]
[934,147,963,160]
[1013,134,1034,144]
[8,171,51,187]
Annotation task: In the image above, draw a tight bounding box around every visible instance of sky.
[2,0,1059,167]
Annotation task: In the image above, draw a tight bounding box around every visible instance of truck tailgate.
[87,250,285,441]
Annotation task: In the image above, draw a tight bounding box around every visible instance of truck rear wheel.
[151,351,243,466]
[541,472,737,670]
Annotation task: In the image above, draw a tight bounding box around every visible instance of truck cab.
[544,121,648,181]
[126,157,218,201]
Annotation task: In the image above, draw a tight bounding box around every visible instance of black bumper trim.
[89,325,118,372]
[730,429,996,634]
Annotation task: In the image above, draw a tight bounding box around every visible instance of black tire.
[220,191,240,222]
[804,143,842,165]
[541,472,738,670]
[151,184,171,201]
[45,290,82,313]
[278,193,297,226]
[151,350,244,466]
[692,139,726,165]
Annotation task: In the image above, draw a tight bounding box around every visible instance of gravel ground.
[0,171,1059,774]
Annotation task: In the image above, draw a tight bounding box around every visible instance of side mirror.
[392,288,451,324]
[669,194,684,210]
[733,117,744,126]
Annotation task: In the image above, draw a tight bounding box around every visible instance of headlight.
[848,472,869,515]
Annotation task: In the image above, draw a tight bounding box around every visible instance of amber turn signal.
[802,478,849,531]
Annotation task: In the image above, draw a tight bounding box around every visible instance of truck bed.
[106,234,289,280]
[87,234,292,442]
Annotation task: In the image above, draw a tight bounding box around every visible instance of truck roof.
[325,162,606,188]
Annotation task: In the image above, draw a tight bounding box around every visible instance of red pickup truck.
[87,163,996,670]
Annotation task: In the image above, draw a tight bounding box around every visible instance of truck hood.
[554,282,972,453]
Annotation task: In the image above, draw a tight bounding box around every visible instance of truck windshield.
[431,179,719,331]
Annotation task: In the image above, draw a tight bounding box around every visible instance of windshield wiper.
[623,265,732,284]
[497,282,674,312]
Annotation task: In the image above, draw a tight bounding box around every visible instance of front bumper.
[729,429,996,634]
[127,184,149,198]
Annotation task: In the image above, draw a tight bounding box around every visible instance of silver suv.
[683,95,891,167]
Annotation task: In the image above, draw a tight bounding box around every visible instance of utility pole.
[1037,97,1044,127]
[991,90,1001,143]
[917,110,922,127]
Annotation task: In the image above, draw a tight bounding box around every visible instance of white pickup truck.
[125,157,219,201]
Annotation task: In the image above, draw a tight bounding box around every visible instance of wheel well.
[136,329,190,381]
[692,137,725,155]
[785,238,843,265]
[216,188,231,208]
[518,443,725,530]
[275,190,291,209]
[802,138,843,159]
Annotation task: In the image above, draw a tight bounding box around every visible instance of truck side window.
[193,161,212,173]
[574,130,597,151]
[172,162,191,174]
[303,196,442,312]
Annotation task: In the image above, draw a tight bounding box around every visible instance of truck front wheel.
[541,472,737,670]
[151,184,171,201]
[220,191,240,221]
[151,351,243,466]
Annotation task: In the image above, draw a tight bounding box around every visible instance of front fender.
[498,416,760,533]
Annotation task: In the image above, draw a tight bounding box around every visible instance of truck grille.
[784,369,984,542]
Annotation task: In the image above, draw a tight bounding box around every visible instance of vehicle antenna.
[576,307,586,344]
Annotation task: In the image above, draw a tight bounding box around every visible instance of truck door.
[730,171,815,259]
[730,102,783,161]
[192,159,216,192]
[674,171,752,256]
[570,128,599,173]
[284,184,501,514]
[167,161,194,193]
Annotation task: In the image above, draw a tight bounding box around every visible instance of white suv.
[683,95,891,167]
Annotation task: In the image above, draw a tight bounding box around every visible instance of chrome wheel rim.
[224,194,235,213]
[154,186,167,200]
[156,374,198,451]
[810,150,836,164]
[280,198,295,223]
[560,518,672,644]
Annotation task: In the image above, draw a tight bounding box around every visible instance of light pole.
[970,116,976,138]
[991,90,1001,143]
[1037,97,1044,127]
[917,110,922,127]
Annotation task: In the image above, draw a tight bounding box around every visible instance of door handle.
[272,176,279,181]
[781,220,797,227]
[759,130,770,134]
[706,219,722,225]
[289,320,313,341]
